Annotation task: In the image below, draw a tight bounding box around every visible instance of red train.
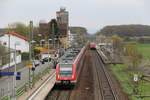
[89,42,96,50]
[56,47,86,85]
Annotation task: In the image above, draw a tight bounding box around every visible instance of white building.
[0,49,21,70]
[0,32,29,53]
[41,49,58,59]
[68,30,77,47]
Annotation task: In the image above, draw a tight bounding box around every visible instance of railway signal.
[16,72,21,80]
[134,74,138,82]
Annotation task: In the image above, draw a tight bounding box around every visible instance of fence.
[0,61,53,100]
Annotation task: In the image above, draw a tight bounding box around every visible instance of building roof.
[41,49,56,54]
[4,32,29,41]
[41,49,61,54]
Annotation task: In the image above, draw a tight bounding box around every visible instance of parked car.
[43,57,51,62]
[33,60,40,67]
[43,57,48,62]
[40,59,45,64]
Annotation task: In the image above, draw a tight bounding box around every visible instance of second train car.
[89,42,96,50]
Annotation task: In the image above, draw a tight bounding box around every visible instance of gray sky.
[0,0,150,33]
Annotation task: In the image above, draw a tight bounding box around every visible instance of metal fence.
[0,61,53,100]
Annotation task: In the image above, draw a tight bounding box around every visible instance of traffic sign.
[0,72,21,77]
[32,67,35,71]
[16,76,21,80]
[134,74,138,82]
[16,72,21,80]
[17,72,21,76]
[0,72,14,76]
[29,62,33,68]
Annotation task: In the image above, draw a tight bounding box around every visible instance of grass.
[109,43,150,100]
[137,43,150,60]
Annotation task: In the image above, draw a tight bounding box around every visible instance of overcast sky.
[0,0,150,34]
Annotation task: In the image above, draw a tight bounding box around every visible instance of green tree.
[111,35,123,55]
[6,22,30,38]
[50,19,59,37]
[125,42,142,70]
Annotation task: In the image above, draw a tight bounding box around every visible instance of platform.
[17,69,56,100]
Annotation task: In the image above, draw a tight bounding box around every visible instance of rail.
[95,50,119,100]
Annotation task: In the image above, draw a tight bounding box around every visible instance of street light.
[54,38,58,49]
[13,42,20,100]
[40,39,45,60]
[48,39,52,67]
[31,40,36,87]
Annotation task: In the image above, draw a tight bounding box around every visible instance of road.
[0,61,53,98]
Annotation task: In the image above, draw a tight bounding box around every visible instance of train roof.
[59,47,81,64]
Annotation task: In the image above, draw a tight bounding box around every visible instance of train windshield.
[59,64,73,77]
[91,43,95,47]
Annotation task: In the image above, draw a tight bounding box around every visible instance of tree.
[125,42,142,70]
[111,35,123,55]
[50,19,59,37]
[6,22,30,38]
[59,37,68,48]
[96,25,150,37]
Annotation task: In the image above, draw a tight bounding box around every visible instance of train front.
[56,63,76,85]
[90,42,96,50]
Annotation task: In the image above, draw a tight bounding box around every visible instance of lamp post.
[54,38,58,49]
[13,42,20,100]
[48,39,52,67]
[40,39,45,60]
[8,24,10,100]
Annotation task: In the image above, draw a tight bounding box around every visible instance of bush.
[138,37,150,43]
[22,52,29,61]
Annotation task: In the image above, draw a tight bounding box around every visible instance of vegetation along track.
[91,50,119,100]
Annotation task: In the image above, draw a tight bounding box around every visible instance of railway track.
[46,50,94,100]
[46,49,126,100]
[45,85,72,100]
[91,50,119,100]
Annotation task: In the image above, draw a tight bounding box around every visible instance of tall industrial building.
[56,7,69,26]
[39,7,69,40]
[56,7,69,37]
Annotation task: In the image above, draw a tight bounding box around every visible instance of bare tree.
[111,35,123,55]
[125,42,142,71]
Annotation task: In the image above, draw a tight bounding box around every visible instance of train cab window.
[59,64,73,77]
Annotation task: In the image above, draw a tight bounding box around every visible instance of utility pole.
[13,42,20,100]
[30,21,35,87]
[52,23,55,49]
[8,24,10,100]
[48,39,52,68]
[14,44,17,100]
[29,21,33,88]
